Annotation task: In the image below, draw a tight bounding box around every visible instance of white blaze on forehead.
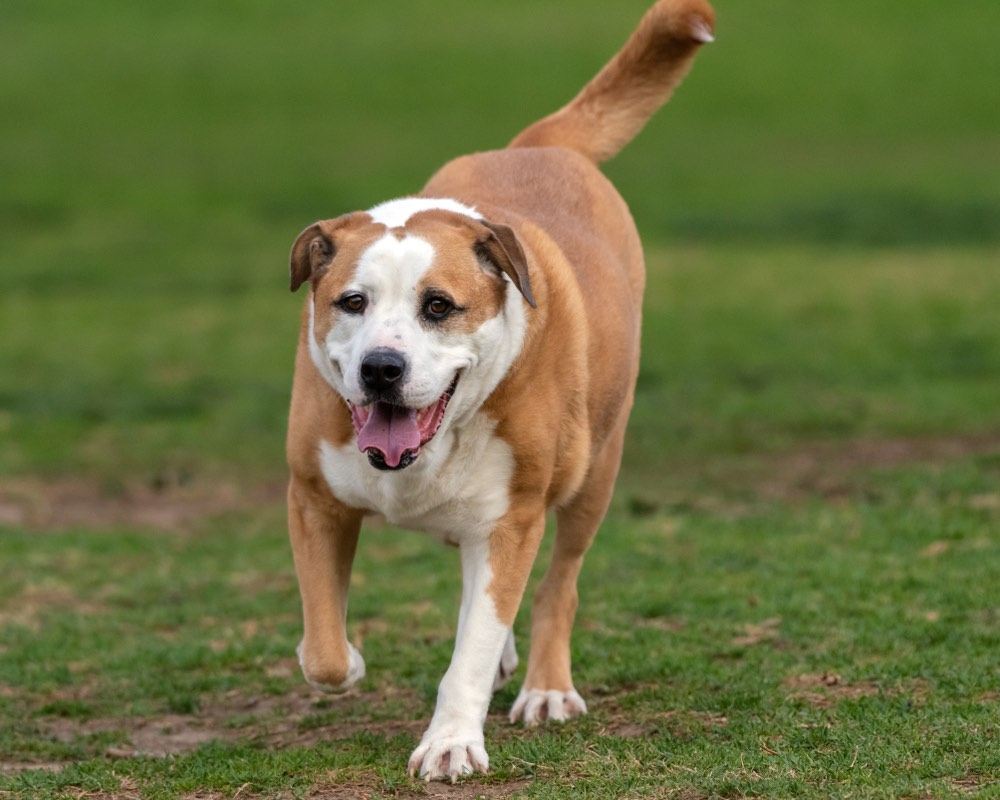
[308,232,436,398]
[351,232,435,301]
[329,231,452,407]
[367,197,482,228]
[309,214,527,429]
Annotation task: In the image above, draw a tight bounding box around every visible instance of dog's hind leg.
[510,419,627,725]
[493,630,519,692]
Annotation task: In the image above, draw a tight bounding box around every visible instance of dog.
[285,0,714,781]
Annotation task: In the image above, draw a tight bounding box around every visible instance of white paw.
[492,631,518,692]
[408,727,489,782]
[509,687,587,726]
[296,640,365,693]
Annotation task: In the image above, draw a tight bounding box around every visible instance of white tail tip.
[690,19,715,43]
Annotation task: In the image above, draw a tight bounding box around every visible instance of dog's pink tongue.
[356,402,421,467]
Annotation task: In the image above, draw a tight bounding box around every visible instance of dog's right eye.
[336,293,367,314]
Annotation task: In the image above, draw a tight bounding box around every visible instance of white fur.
[319,410,513,540]
[310,230,526,417]
[311,233,442,408]
[308,299,341,393]
[408,538,510,780]
[510,687,587,726]
[315,245,526,539]
[689,20,715,43]
[311,230,528,519]
[367,196,482,228]
[308,208,532,782]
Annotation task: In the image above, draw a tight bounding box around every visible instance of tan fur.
[287,476,363,687]
[510,0,714,163]
[287,217,390,476]
[406,211,511,332]
[285,0,713,728]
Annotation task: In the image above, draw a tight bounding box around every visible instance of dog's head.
[290,198,535,471]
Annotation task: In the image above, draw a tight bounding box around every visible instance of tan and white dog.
[285,0,714,781]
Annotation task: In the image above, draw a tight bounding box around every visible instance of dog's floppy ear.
[476,220,536,308]
[289,217,349,292]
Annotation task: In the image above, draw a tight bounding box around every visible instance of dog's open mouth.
[348,376,458,470]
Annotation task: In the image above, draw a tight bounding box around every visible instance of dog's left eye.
[423,296,454,320]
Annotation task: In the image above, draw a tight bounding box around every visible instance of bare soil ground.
[3,434,997,533]
[0,478,285,533]
[28,685,424,764]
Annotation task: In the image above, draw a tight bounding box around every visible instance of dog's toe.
[408,732,489,782]
[509,687,587,726]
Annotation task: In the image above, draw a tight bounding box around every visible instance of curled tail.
[509,0,715,163]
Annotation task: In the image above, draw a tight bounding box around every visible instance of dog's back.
[424,0,715,445]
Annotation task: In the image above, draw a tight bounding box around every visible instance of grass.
[1,0,999,797]
[1,457,998,798]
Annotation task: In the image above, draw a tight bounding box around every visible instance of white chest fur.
[318,412,513,542]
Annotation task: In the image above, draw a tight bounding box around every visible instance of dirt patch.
[0,776,144,800]
[0,761,65,775]
[635,616,686,633]
[39,684,424,760]
[782,672,934,708]
[919,540,951,558]
[114,714,220,757]
[624,431,1000,514]
[731,617,782,647]
[301,782,384,800]
[377,780,532,800]
[0,477,285,533]
[0,583,108,630]
[422,781,531,799]
[177,777,532,800]
[4,432,998,534]
[785,672,879,708]
[753,432,1000,502]
[594,690,728,741]
[952,774,992,795]
[178,771,386,800]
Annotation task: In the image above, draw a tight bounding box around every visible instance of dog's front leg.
[409,504,544,782]
[288,477,365,693]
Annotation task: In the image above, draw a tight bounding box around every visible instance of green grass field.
[1,1,998,797]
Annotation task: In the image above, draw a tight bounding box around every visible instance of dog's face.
[291,200,534,471]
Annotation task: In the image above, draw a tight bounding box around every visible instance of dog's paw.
[492,631,518,693]
[408,728,489,782]
[509,687,587,726]
[296,639,365,693]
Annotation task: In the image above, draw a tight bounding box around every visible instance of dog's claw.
[408,732,489,782]
[509,687,588,726]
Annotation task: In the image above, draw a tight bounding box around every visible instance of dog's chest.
[318,413,513,540]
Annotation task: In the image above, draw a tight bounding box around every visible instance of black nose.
[360,348,407,393]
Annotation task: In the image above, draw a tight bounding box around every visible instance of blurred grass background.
[2,0,999,485]
[1,3,999,796]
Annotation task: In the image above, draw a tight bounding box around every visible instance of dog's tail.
[509,0,715,163]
